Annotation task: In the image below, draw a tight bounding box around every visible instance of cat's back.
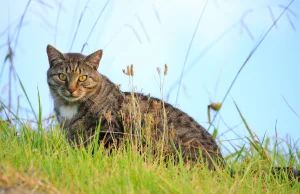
[123,92,222,158]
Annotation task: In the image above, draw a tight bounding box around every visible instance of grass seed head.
[209,103,222,112]
[103,111,112,122]
[156,67,161,75]
[130,64,134,76]
[164,64,168,76]
[123,65,134,76]
[127,65,131,75]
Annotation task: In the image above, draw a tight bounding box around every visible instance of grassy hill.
[0,117,299,193]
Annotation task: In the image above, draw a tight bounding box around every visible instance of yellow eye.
[58,73,67,81]
[78,75,87,82]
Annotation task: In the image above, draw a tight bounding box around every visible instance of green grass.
[0,118,299,194]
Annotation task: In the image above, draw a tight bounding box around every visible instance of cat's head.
[46,44,102,103]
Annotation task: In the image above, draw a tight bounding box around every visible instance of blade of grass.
[282,95,300,120]
[0,101,23,125]
[82,0,110,52]
[230,144,245,163]
[233,100,271,162]
[14,0,32,51]
[175,0,210,104]
[37,87,42,131]
[17,75,37,121]
[54,0,63,46]
[69,0,90,51]
[136,15,151,43]
[233,100,254,141]
[235,145,245,162]
[274,120,278,163]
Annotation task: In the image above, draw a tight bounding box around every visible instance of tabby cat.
[46,44,224,168]
[46,45,300,179]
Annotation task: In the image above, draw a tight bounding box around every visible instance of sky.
[0,0,299,154]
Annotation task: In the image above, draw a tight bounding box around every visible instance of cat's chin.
[62,96,82,102]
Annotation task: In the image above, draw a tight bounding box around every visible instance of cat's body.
[46,44,224,168]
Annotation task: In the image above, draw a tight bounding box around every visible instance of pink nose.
[68,88,76,93]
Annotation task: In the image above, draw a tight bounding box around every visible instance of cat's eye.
[58,73,67,81]
[78,75,87,82]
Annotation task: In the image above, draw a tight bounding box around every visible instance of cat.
[46,44,224,169]
[46,45,299,180]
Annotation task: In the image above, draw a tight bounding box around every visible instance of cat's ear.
[84,50,103,69]
[46,44,65,67]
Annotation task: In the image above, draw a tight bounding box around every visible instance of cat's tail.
[229,167,300,182]
[271,167,300,182]
[295,169,300,182]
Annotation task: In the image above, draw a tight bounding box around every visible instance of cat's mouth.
[57,89,84,102]
[63,96,82,102]
[60,93,83,102]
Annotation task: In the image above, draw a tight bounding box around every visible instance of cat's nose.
[68,88,76,94]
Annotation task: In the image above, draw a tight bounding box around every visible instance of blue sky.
[0,0,299,153]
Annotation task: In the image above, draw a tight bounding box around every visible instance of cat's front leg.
[63,116,89,145]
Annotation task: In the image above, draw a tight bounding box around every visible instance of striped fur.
[46,44,225,169]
